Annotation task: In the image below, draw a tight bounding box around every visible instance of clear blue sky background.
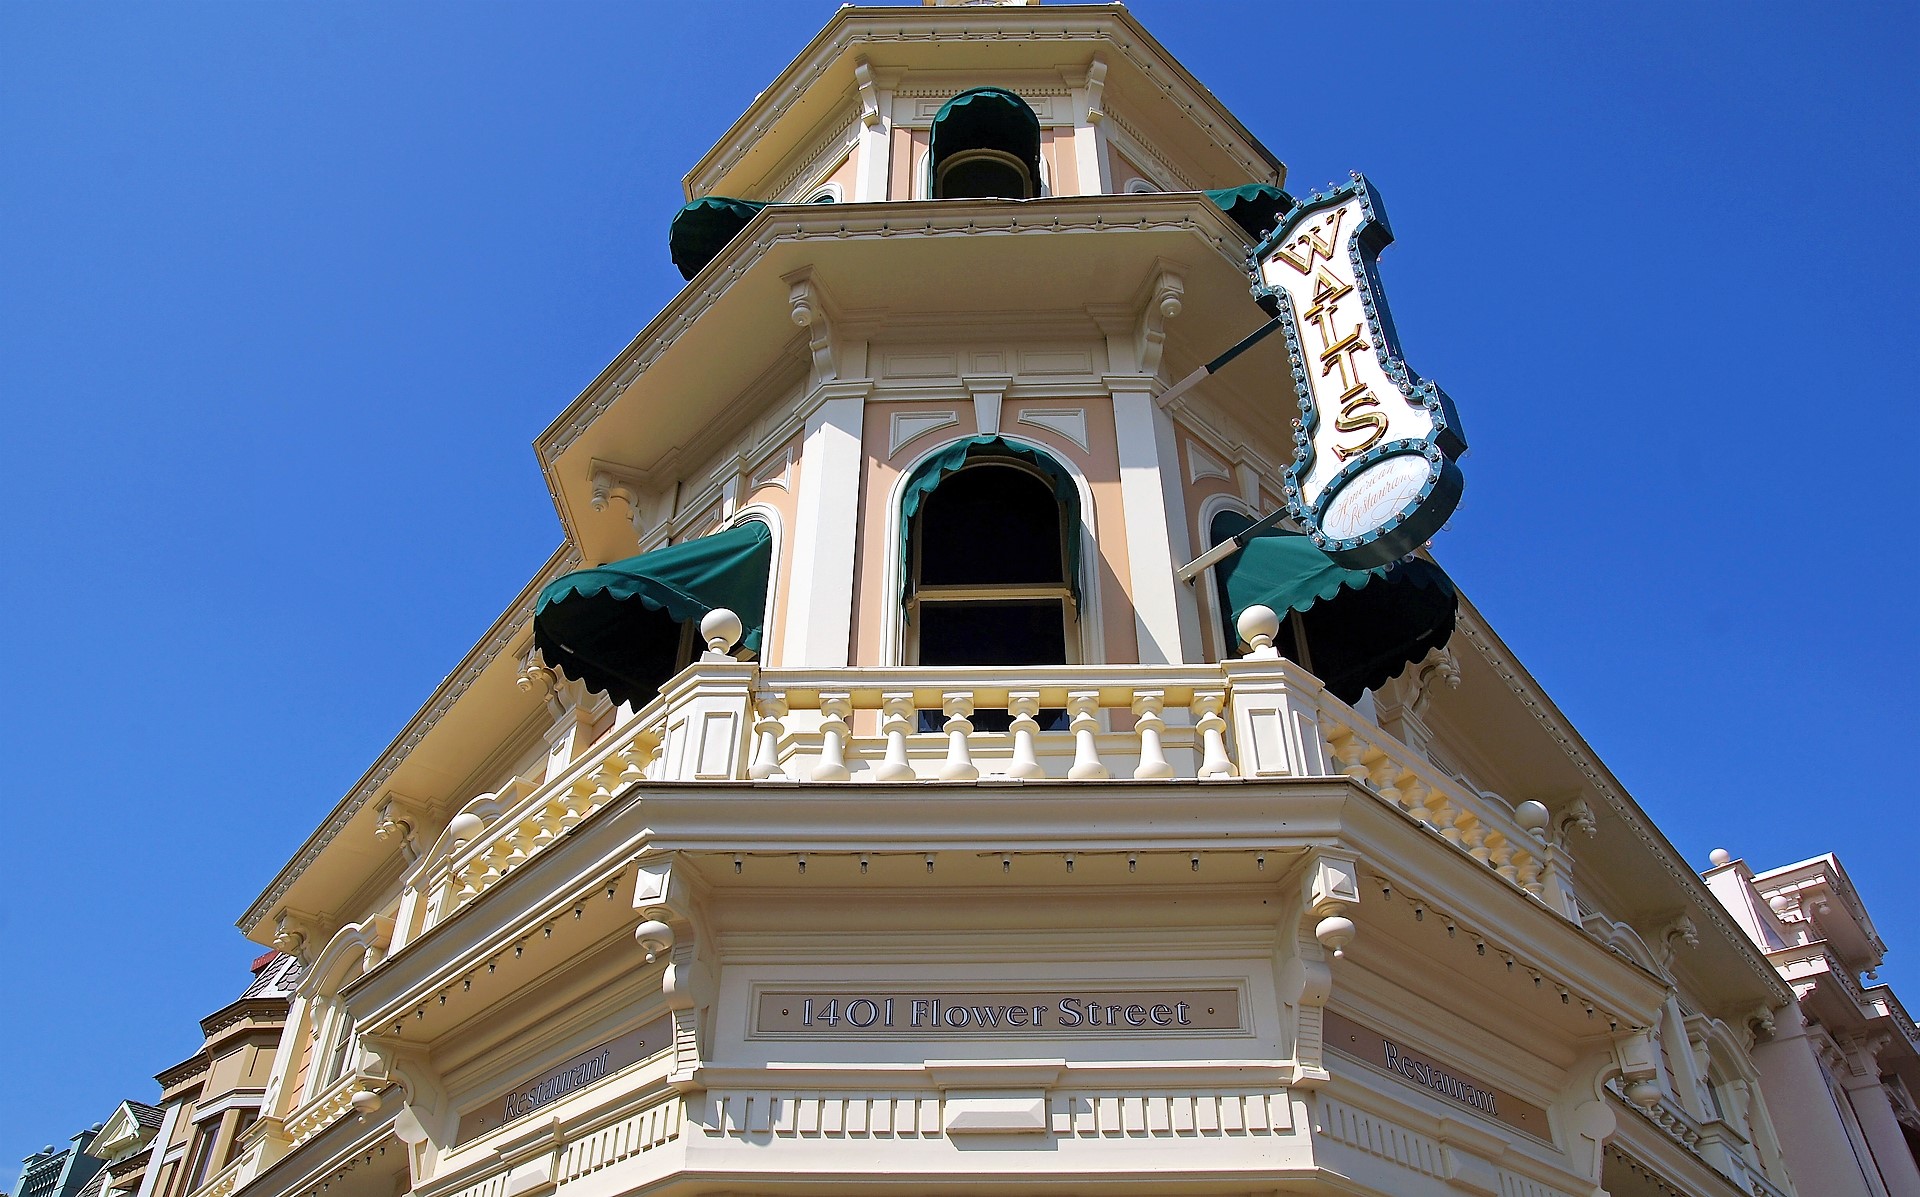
[2,0,1914,1162]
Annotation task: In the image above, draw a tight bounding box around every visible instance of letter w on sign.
[1252,174,1466,568]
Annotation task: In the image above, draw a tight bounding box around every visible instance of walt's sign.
[1253,175,1465,568]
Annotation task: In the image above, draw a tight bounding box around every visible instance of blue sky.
[2,0,1915,1160]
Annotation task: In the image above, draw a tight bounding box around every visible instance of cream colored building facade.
[1706,851,1920,1197]
[207,5,1832,1197]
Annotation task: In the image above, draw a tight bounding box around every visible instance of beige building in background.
[129,3,1897,1197]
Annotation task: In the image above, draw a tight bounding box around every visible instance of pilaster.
[779,381,870,667]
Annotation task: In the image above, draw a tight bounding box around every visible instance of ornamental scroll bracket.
[632,851,715,1088]
[784,268,839,388]
[374,793,431,864]
[1281,849,1361,1088]
[1135,262,1185,379]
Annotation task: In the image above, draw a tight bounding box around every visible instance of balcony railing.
[416,607,1560,938]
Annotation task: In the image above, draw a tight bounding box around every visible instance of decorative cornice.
[1450,606,1791,1004]
[238,544,582,937]
[682,5,1280,200]
[156,1051,211,1090]
[768,106,862,204]
[536,193,1249,474]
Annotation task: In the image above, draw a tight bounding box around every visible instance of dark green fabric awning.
[534,520,772,709]
[1206,184,1295,241]
[669,196,768,280]
[930,86,1042,194]
[1212,512,1455,704]
[899,435,1080,607]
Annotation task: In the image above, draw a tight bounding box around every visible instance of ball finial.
[1708,848,1732,867]
[700,607,743,656]
[1237,604,1281,658]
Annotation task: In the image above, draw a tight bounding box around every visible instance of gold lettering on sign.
[1267,206,1346,276]
[1288,224,1386,462]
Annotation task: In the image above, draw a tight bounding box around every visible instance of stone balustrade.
[414,606,1557,937]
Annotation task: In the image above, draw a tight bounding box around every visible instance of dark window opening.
[929,87,1042,201]
[937,150,1032,200]
[909,459,1075,730]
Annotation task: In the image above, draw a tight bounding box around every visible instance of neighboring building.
[1706,850,1920,1196]
[158,3,1871,1197]
[13,1130,104,1197]
[138,954,301,1197]
[85,1103,165,1197]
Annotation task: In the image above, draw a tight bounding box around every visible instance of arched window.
[907,458,1075,668]
[930,87,1042,200]
[320,1004,358,1086]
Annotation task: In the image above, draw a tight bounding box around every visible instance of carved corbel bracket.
[1135,264,1186,379]
[587,459,662,542]
[853,56,882,128]
[784,268,839,387]
[1655,912,1700,971]
[1281,850,1361,1088]
[1083,54,1108,124]
[374,793,431,864]
[632,852,714,1085]
[1746,1004,1777,1044]
[271,908,332,965]
[1557,796,1597,844]
[1409,646,1460,717]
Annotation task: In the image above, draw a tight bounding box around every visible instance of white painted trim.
[879,433,1104,668]
[1156,403,1205,660]
[130,1103,185,1197]
[855,92,891,202]
[805,181,845,204]
[1015,407,1090,451]
[1111,388,1192,664]
[889,409,960,456]
[780,393,866,667]
[729,504,784,665]
[1195,492,1257,661]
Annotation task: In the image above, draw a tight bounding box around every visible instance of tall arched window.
[930,87,1042,200]
[908,459,1075,667]
[320,1004,358,1086]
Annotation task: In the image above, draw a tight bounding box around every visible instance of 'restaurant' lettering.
[1381,1038,1499,1116]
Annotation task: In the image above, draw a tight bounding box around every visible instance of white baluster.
[938,692,979,781]
[1131,690,1175,779]
[1067,690,1109,780]
[1006,691,1045,779]
[871,691,917,782]
[1193,691,1235,779]
[748,691,787,780]
[811,692,853,782]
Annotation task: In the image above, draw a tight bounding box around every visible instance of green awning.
[1212,512,1455,704]
[1206,184,1295,240]
[534,520,772,709]
[930,86,1042,196]
[669,196,768,280]
[899,435,1080,607]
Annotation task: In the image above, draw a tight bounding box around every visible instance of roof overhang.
[238,547,580,939]
[684,4,1282,202]
[536,191,1291,566]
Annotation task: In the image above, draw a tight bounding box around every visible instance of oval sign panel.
[1252,174,1466,568]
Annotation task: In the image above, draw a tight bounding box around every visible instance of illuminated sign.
[1253,174,1465,568]
[754,988,1242,1035]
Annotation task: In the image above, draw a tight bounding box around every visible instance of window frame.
[902,457,1081,667]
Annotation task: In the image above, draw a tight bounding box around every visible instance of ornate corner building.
[114,4,1911,1197]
